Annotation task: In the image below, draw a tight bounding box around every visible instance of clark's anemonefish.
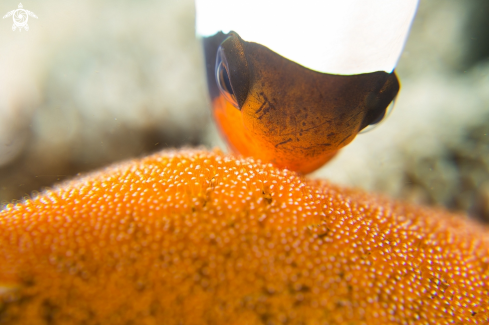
[196,0,419,173]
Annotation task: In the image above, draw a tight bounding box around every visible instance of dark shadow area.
[463,0,489,69]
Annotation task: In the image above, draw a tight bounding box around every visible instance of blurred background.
[0,0,488,222]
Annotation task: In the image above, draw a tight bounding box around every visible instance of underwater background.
[0,0,488,222]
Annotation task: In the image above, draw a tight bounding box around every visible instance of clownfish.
[196,0,419,174]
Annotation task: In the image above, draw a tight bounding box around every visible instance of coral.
[0,149,488,324]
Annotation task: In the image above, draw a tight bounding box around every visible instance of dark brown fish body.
[203,32,399,173]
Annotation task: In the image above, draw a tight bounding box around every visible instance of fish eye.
[215,47,239,108]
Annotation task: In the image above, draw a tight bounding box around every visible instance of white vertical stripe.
[196,0,419,74]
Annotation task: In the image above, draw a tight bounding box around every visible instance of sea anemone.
[0,149,488,324]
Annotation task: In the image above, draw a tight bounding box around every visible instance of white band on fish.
[195,0,419,75]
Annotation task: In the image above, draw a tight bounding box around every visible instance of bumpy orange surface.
[0,149,488,324]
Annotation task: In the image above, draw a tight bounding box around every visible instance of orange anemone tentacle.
[0,149,488,324]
